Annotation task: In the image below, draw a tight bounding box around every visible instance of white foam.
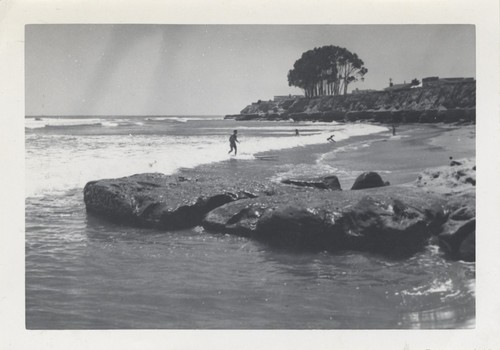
[102,121,119,127]
[400,279,454,297]
[25,118,103,129]
[25,123,387,197]
[147,116,222,122]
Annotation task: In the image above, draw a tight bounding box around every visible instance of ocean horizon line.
[25,114,224,119]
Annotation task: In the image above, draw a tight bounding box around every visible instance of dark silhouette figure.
[295,129,300,136]
[327,134,336,142]
[392,124,396,136]
[228,130,240,155]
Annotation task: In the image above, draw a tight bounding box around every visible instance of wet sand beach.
[188,123,475,189]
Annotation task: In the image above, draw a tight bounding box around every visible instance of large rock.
[414,160,476,261]
[458,229,475,262]
[83,173,279,230]
[83,160,476,261]
[439,219,475,262]
[351,172,387,190]
[437,189,476,262]
[415,159,476,261]
[202,186,446,256]
[281,175,342,190]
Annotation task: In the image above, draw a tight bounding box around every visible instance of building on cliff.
[273,94,304,102]
[352,88,379,95]
[384,83,413,92]
[422,76,475,88]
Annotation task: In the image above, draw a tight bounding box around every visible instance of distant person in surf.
[327,134,336,143]
[392,124,397,136]
[228,130,240,155]
[295,129,300,136]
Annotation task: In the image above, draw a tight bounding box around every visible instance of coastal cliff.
[225,81,475,123]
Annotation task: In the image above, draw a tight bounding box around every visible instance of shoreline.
[181,123,475,190]
[82,121,475,261]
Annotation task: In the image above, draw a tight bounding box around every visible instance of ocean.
[25,115,475,329]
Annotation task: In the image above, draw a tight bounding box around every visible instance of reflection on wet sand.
[403,305,475,329]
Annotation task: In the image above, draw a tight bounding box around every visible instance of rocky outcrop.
[414,159,476,194]
[83,173,282,230]
[435,189,476,262]
[83,161,475,261]
[281,175,342,190]
[351,172,388,190]
[202,186,446,256]
[439,218,475,262]
[225,82,475,124]
[414,160,476,261]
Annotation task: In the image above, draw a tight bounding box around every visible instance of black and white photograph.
[25,23,477,330]
[1,0,500,349]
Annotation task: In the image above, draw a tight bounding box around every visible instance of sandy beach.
[186,123,475,189]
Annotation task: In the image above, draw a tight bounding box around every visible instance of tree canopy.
[287,45,368,97]
[411,78,421,86]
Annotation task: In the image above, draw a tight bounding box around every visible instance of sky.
[25,24,475,116]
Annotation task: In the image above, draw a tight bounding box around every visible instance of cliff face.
[227,81,475,123]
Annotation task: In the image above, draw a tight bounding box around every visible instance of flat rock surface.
[83,155,475,261]
[84,173,299,229]
[281,175,342,190]
[203,185,446,256]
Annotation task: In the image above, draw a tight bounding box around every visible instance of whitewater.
[25,115,386,197]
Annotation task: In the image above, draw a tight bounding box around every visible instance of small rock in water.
[449,156,462,166]
[351,172,387,190]
[438,219,475,262]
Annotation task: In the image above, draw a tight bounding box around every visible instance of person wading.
[228,130,240,155]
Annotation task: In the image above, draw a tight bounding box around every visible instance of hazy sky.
[25,24,475,116]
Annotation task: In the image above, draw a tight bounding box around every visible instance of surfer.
[327,134,336,143]
[295,129,299,136]
[228,130,240,155]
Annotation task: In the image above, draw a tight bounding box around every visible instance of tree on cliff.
[411,78,421,86]
[287,45,368,97]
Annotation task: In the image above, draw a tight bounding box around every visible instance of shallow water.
[26,190,475,329]
[25,116,475,329]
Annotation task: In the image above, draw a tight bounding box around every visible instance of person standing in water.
[228,130,240,155]
[295,129,300,136]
